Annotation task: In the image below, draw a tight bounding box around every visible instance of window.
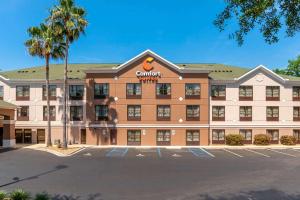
[16,86,30,101]
[293,130,300,143]
[185,83,200,99]
[212,129,225,144]
[42,85,57,101]
[186,105,200,121]
[212,106,225,121]
[211,85,226,100]
[294,107,300,121]
[69,85,84,100]
[127,130,141,145]
[266,106,279,121]
[94,83,109,99]
[95,105,109,121]
[293,86,300,101]
[126,83,141,98]
[43,106,56,121]
[0,86,3,100]
[239,129,252,143]
[266,86,280,101]
[17,106,29,121]
[240,106,252,121]
[156,130,171,146]
[70,106,83,121]
[127,105,141,121]
[239,86,253,101]
[266,129,279,143]
[186,130,200,145]
[156,83,171,98]
[157,105,171,121]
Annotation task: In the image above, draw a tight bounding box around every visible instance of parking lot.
[79,147,300,160]
[1,147,300,200]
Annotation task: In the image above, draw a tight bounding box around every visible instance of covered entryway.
[0,100,16,147]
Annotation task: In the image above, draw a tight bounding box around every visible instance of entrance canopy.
[0,100,17,147]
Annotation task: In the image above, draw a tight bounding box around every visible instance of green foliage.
[0,191,7,200]
[225,134,244,146]
[280,135,297,145]
[254,134,271,145]
[274,55,300,77]
[34,193,50,200]
[214,0,300,45]
[10,189,30,200]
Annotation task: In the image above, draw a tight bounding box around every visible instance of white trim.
[235,65,287,83]
[85,49,210,74]
[2,120,15,124]
[210,124,300,128]
[88,124,210,128]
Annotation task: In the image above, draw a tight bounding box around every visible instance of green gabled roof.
[0,100,17,109]
[1,63,300,81]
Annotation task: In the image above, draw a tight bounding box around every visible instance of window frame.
[185,83,201,99]
[156,83,171,99]
[212,106,225,121]
[293,107,300,121]
[239,106,252,121]
[42,85,57,101]
[293,86,300,101]
[157,105,171,121]
[266,106,279,121]
[239,129,252,144]
[70,106,83,121]
[239,86,253,101]
[186,130,200,146]
[94,83,109,99]
[69,85,84,100]
[211,85,226,100]
[95,105,109,121]
[0,86,3,100]
[293,130,300,144]
[212,129,225,144]
[43,106,56,121]
[156,130,171,146]
[127,105,141,121]
[186,105,200,121]
[266,86,280,101]
[266,129,279,144]
[127,130,141,146]
[126,83,142,99]
[16,85,30,101]
[17,106,29,121]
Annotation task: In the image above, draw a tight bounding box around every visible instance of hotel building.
[0,50,300,147]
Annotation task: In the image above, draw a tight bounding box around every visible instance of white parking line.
[223,149,243,157]
[267,149,297,157]
[200,148,215,158]
[245,149,270,158]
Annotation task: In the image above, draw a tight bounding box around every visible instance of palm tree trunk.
[46,56,52,147]
[62,38,69,149]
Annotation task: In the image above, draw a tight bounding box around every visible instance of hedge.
[253,134,271,145]
[280,135,297,145]
[225,134,244,146]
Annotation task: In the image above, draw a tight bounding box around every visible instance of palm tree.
[25,23,65,147]
[48,0,88,149]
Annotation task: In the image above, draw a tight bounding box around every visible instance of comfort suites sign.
[136,57,161,81]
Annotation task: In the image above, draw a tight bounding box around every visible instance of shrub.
[0,191,7,200]
[34,193,50,200]
[225,134,244,146]
[10,189,30,200]
[280,135,297,145]
[254,134,271,145]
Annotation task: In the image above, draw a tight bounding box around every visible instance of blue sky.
[1,0,300,71]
